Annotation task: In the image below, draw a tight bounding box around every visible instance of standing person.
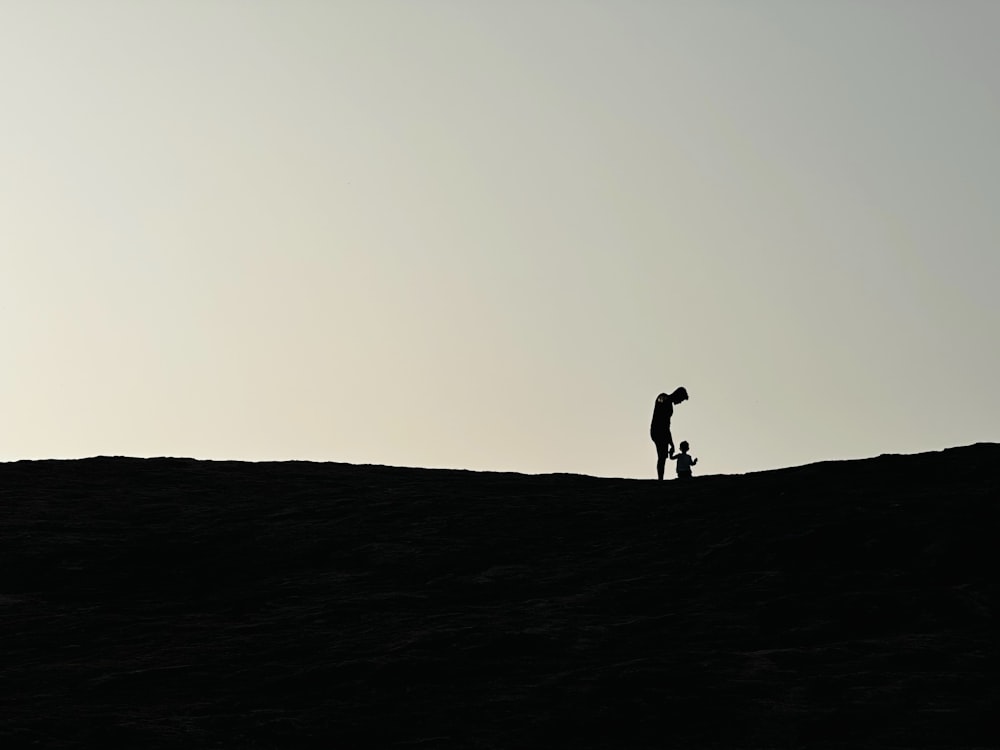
[650,387,689,480]
[670,440,698,479]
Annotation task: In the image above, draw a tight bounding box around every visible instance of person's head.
[679,440,690,453]
[671,387,689,405]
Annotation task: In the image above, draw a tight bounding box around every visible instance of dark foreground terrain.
[1,445,998,749]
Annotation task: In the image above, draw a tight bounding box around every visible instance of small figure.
[670,440,698,480]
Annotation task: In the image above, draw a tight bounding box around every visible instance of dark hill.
[1,445,998,749]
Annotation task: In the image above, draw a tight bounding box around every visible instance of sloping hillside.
[2,445,997,748]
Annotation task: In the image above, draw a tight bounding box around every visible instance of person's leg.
[655,440,668,480]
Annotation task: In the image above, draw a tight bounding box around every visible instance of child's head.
[679,440,690,452]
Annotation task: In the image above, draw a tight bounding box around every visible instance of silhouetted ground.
[1,445,998,749]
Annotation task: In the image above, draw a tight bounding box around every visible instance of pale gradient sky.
[2,1,998,477]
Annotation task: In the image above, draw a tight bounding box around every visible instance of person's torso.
[676,453,694,471]
[650,399,673,435]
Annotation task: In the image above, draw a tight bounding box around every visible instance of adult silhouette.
[650,387,689,480]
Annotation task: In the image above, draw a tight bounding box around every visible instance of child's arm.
[692,457,698,465]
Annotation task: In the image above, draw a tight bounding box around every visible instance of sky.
[2,1,998,478]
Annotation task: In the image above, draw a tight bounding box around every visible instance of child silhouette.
[670,440,698,480]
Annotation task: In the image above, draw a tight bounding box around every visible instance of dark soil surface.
[2,444,998,748]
